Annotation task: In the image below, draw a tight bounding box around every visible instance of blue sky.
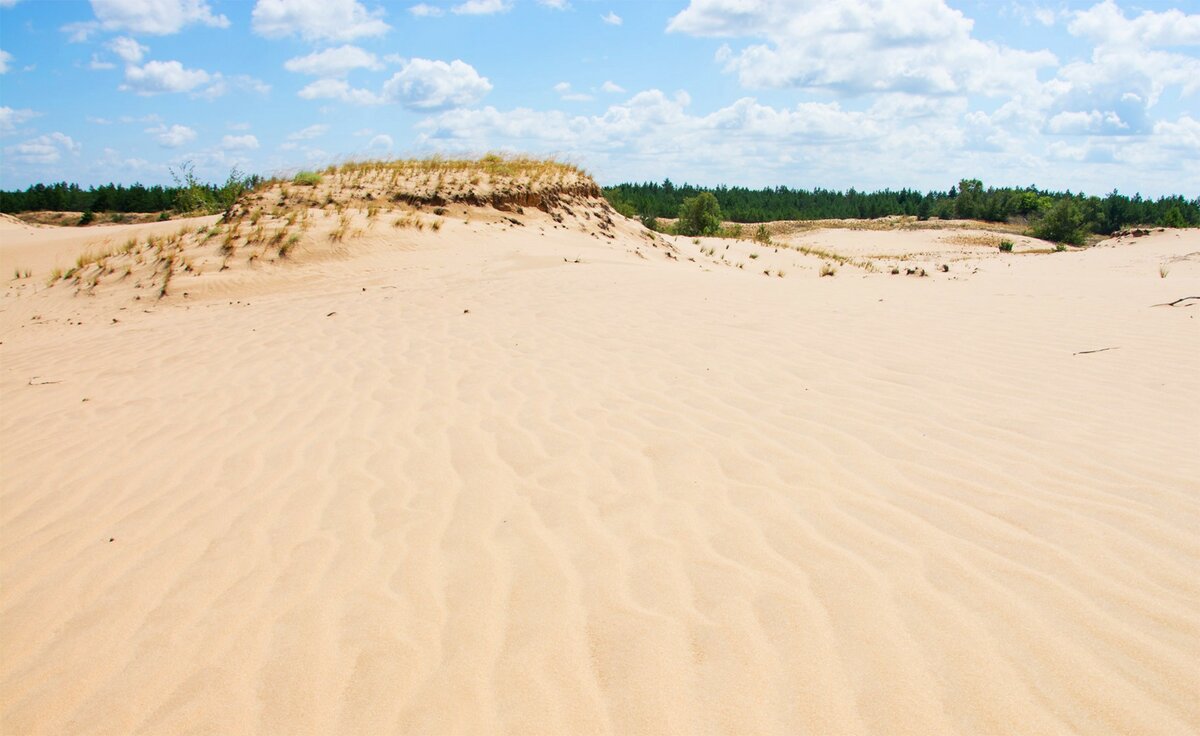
[1,0,1198,196]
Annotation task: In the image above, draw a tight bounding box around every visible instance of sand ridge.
[1,170,1198,734]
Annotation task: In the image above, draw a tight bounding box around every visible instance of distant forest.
[0,166,262,217]
[0,182,181,214]
[603,179,1198,236]
[3,175,1196,240]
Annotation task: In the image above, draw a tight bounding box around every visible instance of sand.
[1,197,1198,734]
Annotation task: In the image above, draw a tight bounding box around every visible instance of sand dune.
[2,174,1198,734]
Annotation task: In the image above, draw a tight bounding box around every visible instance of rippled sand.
[2,213,1198,734]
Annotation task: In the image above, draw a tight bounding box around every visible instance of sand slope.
[1,211,1198,734]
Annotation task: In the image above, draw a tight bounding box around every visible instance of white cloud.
[538,0,568,9]
[4,132,81,164]
[147,123,197,147]
[668,0,1055,96]
[1046,109,1129,135]
[367,133,393,150]
[0,0,21,8]
[416,90,879,160]
[0,48,11,74]
[288,123,329,140]
[601,11,621,26]
[452,0,510,16]
[65,0,229,39]
[284,45,382,76]
[1152,115,1200,150]
[221,134,260,150]
[409,3,442,16]
[252,0,389,41]
[195,73,268,100]
[298,78,381,105]
[121,59,210,95]
[1068,0,1200,48]
[0,106,39,135]
[1023,3,1200,138]
[89,55,117,70]
[554,81,593,102]
[601,80,624,93]
[381,58,491,109]
[108,36,147,63]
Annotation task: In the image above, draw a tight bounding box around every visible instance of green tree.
[1032,198,1086,244]
[1163,205,1187,228]
[954,178,983,219]
[676,191,723,236]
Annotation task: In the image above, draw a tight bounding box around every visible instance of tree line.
[0,163,262,217]
[604,178,1197,242]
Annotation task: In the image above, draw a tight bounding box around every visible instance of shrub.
[999,240,1014,252]
[1163,205,1187,228]
[676,192,722,236]
[753,224,771,244]
[293,171,322,187]
[78,210,94,226]
[1031,198,1086,245]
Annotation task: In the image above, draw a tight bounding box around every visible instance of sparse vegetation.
[293,171,322,186]
[820,263,837,277]
[999,240,1014,252]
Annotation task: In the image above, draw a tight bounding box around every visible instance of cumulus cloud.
[288,123,329,140]
[1068,0,1200,48]
[108,36,147,63]
[221,134,260,150]
[64,0,229,40]
[0,48,11,74]
[252,0,389,41]
[147,123,197,147]
[284,45,382,76]
[554,81,592,102]
[367,133,393,150]
[538,0,568,9]
[601,80,625,93]
[452,0,510,16]
[601,11,621,25]
[4,132,81,164]
[1151,115,1200,152]
[1028,2,1200,136]
[415,90,880,165]
[410,3,442,17]
[0,106,39,135]
[297,78,381,105]
[1046,109,1129,135]
[668,0,1055,96]
[194,73,271,101]
[381,58,491,109]
[121,59,210,95]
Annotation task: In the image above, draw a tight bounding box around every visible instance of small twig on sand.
[1151,296,1200,308]
[27,376,62,385]
[1073,347,1120,356]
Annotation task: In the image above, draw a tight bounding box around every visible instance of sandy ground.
[1,209,1198,735]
